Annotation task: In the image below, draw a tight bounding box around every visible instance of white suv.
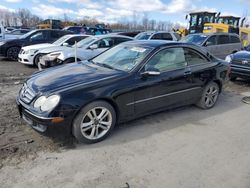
[39,35,133,68]
[18,34,89,66]
[135,31,181,41]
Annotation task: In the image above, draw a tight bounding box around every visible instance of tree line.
[0,8,182,31]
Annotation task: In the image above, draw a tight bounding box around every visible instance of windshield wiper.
[91,61,116,70]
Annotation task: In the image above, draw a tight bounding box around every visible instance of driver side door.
[133,47,197,116]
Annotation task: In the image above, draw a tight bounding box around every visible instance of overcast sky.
[0,0,249,24]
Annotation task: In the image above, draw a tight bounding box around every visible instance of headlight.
[225,55,232,63]
[0,41,6,46]
[44,52,61,61]
[28,49,38,55]
[34,95,60,112]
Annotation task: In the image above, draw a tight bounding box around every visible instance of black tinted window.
[30,31,47,41]
[114,37,131,45]
[66,36,86,46]
[95,38,114,48]
[230,36,240,43]
[51,31,64,39]
[151,33,162,40]
[145,48,186,72]
[205,35,217,46]
[184,48,208,66]
[218,35,230,44]
[162,33,173,40]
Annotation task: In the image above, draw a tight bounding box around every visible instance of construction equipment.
[188,11,217,34]
[203,16,240,34]
[37,19,62,29]
[203,15,250,47]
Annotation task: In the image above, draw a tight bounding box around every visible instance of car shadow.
[72,90,247,150]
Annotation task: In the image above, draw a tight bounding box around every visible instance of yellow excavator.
[203,15,250,47]
[173,11,218,37]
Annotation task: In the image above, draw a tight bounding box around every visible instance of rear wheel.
[196,82,220,109]
[73,101,116,144]
[7,46,20,61]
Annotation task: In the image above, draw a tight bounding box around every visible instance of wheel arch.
[213,79,222,93]
[70,97,120,130]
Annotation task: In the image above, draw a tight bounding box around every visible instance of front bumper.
[16,97,74,134]
[18,53,34,65]
[39,57,63,69]
[230,64,250,79]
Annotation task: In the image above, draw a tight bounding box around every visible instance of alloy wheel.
[204,86,219,108]
[80,107,112,140]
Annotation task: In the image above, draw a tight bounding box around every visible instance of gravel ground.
[0,58,250,188]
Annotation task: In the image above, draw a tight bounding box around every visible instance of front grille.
[20,83,36,104]
[231,59,250,68]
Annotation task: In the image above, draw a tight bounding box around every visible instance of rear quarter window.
[230,36,241,43]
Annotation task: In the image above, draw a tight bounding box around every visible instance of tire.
[34,53,43,67]
[72,101,116,144]
[7,46,20,61]
[196,82,220,109]
[63,58,77,64]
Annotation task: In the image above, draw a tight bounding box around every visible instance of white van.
[0,24,5,40]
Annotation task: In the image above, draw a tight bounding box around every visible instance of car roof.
[123,40,193,48]
[188,32,240,37]
[92,34,133,39]
[64,34,91,37]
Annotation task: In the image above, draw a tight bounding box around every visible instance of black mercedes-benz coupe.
[225,45,250,81]
[16,40,229,144]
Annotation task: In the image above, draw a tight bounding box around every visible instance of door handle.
[184,71,192,76]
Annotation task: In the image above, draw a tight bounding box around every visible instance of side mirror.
[62,42,69,46]
[141,71,160,78]
[89,44,98,50]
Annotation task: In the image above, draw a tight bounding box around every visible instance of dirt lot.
[0,58,250,188]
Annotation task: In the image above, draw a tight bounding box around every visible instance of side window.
[95,38,114,48]
[230,36,240,43]
[218,35,230,44]
[145,48,186,72]
[184,48,208,66]
[66,36,85,46]
[51,31,62,39]
[162,33,173,40]
[114,37,131,45]
[151,33,162,40]
[205,35,217,46]
[30,31,46,41]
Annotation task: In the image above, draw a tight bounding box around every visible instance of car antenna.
[75,41,77,63]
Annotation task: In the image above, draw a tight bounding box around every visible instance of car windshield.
[181,34,208,45]
[91,44,152,72]
[73,36,96,48]
[53,35,70,45]
[135,33,151,40]
[20,30,37,39]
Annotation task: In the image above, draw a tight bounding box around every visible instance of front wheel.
[7,46,20,61]
[196,82,220,109]
[73,101,116,144]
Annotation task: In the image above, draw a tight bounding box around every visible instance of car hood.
[38,46,70,54]
[232,50,250,59]
[27,61,125,93]
[22,43,55,51]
